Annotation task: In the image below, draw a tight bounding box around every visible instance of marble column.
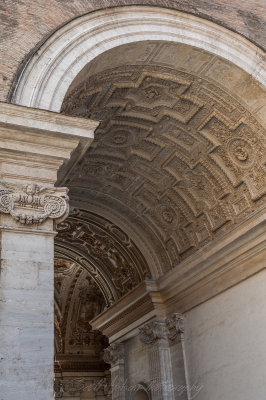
[103,343,125,400]
[0,103,97,400]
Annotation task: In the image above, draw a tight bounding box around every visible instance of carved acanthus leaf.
[103,343,124,365]
[139,314,184,345]
[139,320,168,344]
[165,313,184,342]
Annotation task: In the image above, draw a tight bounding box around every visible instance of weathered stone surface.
[0,102,98,400]
[184,269,266,400]
[0,0,265,102]
[0,5,265,400]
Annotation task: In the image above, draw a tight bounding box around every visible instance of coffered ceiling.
[61,40,266,277]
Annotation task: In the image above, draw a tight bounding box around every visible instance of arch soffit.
[12,6,266,112]
[70,192,170,278]
[55,208,151,302]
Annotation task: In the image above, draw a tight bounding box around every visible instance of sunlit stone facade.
[0,3,265,400]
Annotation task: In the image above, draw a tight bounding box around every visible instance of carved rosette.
[103,343,124,366]
[0,181,69,225]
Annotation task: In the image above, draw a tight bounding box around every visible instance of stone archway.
[2,5,265,400]
[11,6,265,111]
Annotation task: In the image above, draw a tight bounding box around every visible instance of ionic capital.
[0,181,69,225]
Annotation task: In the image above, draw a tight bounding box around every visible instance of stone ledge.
[91,208,266,341]
[0,102,98,138]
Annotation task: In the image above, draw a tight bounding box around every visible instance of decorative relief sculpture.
[228,138,254,168]
[0,181,69,224]
[56,208,149,299]
[54,259,109,372]
[103,343,124,365]
[69,281,105,347]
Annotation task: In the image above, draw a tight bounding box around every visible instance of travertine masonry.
[0,102,97,400]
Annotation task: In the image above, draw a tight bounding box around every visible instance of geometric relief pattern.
[56,208,150,303]
[62,64,266,271]
[54,258,109,372]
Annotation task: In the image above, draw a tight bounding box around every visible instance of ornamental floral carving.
[103,343,124,365]
[0,182,69,224]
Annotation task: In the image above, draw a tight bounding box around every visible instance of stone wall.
[125,335,150,390]
[0,0,265,102]
[184,269,266,400]
[116,271,266,399]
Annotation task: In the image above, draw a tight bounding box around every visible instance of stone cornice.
[90,209,266,341]
[0,102,98,138]
[90,281,156,339]
[158,206,266,313]
[0,102,99,186]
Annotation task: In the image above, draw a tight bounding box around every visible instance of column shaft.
[0,226,55,400]
[0,102,97,400]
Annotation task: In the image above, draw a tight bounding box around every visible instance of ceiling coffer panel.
[61,41,266,275]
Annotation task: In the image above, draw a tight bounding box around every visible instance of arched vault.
[12,5,266,287]
[59,41,266,277]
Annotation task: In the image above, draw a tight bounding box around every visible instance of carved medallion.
[228,138,254,168]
